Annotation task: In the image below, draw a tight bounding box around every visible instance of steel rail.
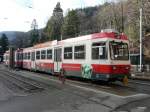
[129,80,150,86]
[0,70,43,92]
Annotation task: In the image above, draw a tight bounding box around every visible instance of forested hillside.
[43,0,150,42]
[10,0,150,58]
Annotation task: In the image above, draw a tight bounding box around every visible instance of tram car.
[3,50,10,66]
[22,47,33,70]
[3,29,130,82]
[14,49,23,68]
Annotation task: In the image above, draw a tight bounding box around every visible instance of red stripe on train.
[62,63,130,74]
[23,61,31,69]
[92,32,128,40]
[36,62,54,69]
[62,63,81,71]
[92,64,130,74]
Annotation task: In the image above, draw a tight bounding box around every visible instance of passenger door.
[31,51,36,70]
[54,48,62,72]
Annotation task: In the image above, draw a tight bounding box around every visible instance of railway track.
[127,79,150,94]
[129,79,150,86]
[33,71,150,95]
[0,70,44,93]
[1,67,150,95]
[13,70,139,96]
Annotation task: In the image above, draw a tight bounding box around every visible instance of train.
[3,29,131,82]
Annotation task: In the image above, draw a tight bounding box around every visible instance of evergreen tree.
[30,31,39,45]
[30,19,39,45]
[62,10,80,39]
[0,33,9,54]
[45,2,63,41]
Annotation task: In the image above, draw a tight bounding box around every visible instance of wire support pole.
[139,8,143,72]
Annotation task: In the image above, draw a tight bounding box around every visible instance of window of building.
[36,51,40,60]
[64,47,72,59]
[41,50,46,59]
[74,45,85,59]
[47,49,52,59]
[92,42,107,59]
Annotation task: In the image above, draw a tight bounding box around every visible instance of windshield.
[92,42,107,60]
[110,41,129,60]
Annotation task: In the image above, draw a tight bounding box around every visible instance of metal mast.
[139,8,143,72]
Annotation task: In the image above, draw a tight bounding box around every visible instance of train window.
[23,53,26,60]
[28,52,31,60]
[31,52,35,61]
[64,47,72,59]
[24,53,26,60]
[36,51,40,60]
[16,53,19,60]
[109,41,129,60]
[41,50,46,59]
[47,49,52,59]
[7,55,9,60]
[23,53,25,59]
[6,55,8,60]
[18,53,22,60]
[25,53,28,60]
[92,42,107,59]
[26,53,28,60]
[20,53,23,60]
[74,45,85,59]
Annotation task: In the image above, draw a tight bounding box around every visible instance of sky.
[0,0,105,32]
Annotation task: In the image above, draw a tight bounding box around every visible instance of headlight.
[112,66,117,70]
[125,66,129,69]
[96,74,99,78]
[106,75,110,78]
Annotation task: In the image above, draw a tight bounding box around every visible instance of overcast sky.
[0,0,105,32]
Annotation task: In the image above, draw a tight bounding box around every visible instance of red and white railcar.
[22,47,33,70]
[3,29,130,82]
[59,29,130,81]
[14,49,23,68]
[30,29,130,81]
[3,50,10,66]
[31,40,57,72]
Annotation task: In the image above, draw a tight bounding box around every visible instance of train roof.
[33,31,128,48]
[60,32,128,44]
[34,40,57,49]
[4,50,9,54]
[23,47,34,51]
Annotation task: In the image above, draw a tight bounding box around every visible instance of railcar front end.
[91,40,130,82]
[14,49,23,68]
[3,51,10,67]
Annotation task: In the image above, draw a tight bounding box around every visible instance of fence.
[131,64,150,72]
